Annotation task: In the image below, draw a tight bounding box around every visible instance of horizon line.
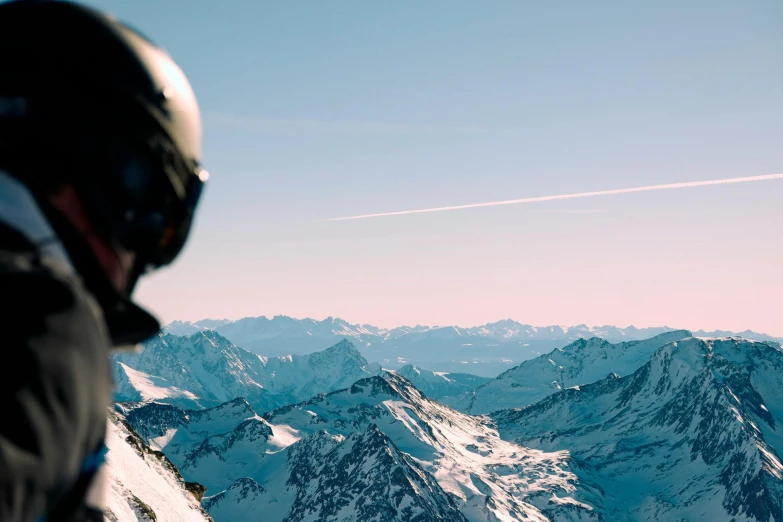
[320,172,783,222]
[164,315,781,339]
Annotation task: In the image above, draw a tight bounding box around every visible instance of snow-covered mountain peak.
[491,335,783,521]
[443,330,693,414]
[115,335,383,414]
[381,370,463,405]
[309,338,364,364]
[225,415,275,443]
[549,328,691,356]
[281,423,470,522]
[126,370,598,521]
[203,424,469,522]
[397,363,421,374]
[254,371,600,521]
[141,330,238,362]
[342,371,429,404]
[123,397,261,448]
[351,374,404,398]
[189,328,233,347]
[646,336,782,390]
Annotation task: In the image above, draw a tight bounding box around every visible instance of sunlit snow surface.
[117,363,200,403]
[114,333,382,413]
[116,334,783,521]
[105,410,213,522]
[491,337,783,521]
[125,373,598,521]
[442,330,692,413]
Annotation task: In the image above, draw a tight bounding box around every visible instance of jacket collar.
[0,169,160,348]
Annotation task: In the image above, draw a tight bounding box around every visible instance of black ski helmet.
[0,0,207,283]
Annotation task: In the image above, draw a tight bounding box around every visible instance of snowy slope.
[263,374,599,522]
[105,409,213,522]
[393,364,491,399]
[126,374,599,522]
[114,333,381,413]
[123,399,468,521]
[113,362,203,410]
[490,337,783,521]
[123,398,295,492]
[203,426,469,522]
[442,330,691,414]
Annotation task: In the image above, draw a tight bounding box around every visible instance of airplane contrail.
[322,172,783,222]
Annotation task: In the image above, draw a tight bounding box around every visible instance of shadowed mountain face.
[491,337,783,522]
[113,332,381,413]
[204,426,469,522]
[122,398,466,521]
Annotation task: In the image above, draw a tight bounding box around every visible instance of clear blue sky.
[72,0,783,334]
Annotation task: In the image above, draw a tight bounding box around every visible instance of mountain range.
[113,331,381,413]
[112,322,783,521]
[122,372,599,522]
[490,337,783,521]
[205,425,469,522]
[441,330,692,414]
[164,316,783,376]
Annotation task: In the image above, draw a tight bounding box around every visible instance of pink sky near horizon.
[135,180,783,337]
[76,0,783,338]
